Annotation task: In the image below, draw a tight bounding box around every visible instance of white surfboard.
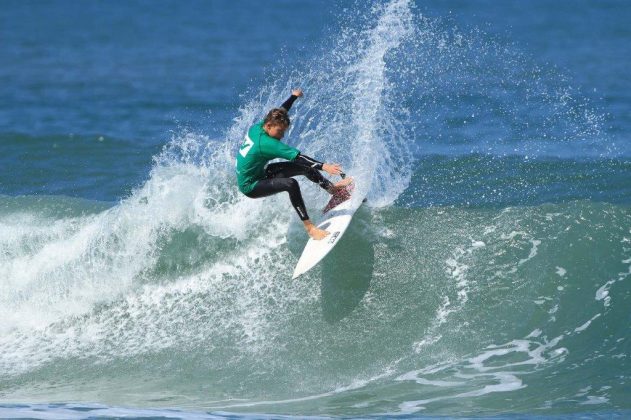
[292,182,364,279]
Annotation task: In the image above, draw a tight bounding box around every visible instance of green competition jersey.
[236,121,300,194]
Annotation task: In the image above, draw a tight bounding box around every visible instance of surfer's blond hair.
[263,108,290,128]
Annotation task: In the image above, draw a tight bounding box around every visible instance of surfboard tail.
[323,182,355,214]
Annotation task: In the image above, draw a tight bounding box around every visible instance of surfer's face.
[264,122,288,139]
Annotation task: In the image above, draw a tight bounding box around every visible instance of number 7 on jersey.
[239,135,254,158]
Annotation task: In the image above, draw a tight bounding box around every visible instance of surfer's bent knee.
[244,178,309,221]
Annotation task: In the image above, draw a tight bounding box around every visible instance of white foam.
[214,368,395,410]
[526,329,542,338]
[399,371,524,413]
[518,239,541,266]
[574,313,601,333]
[414,230,493,353]
[0,138,307,376]
[595,280,615,307]
[500,230,527,241]
[401,333,568,413]
[579,395,609,405]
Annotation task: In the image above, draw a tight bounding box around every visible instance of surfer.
[236,89,352,240]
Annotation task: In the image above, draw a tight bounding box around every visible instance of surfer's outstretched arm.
[280,88,303,111]
[265,157,350,195]
[293,153,323,170]
[291,153,343,176]
[291,154,347,191]
[293,154,346,188]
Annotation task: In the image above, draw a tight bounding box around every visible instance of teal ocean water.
[1,0,630,418]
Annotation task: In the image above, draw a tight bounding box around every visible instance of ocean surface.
[1,0,630,418]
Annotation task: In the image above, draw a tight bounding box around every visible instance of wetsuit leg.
[245,178,309,221]
[265,162,333,191]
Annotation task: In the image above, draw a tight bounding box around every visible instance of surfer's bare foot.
[308,227,329,240]
[303,220,329,240]
[328,177,354,194]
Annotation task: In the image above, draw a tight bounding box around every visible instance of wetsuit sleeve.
[292,153,324,171]
[280,94,298,111]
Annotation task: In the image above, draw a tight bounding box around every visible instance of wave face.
[1,0,630,417]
